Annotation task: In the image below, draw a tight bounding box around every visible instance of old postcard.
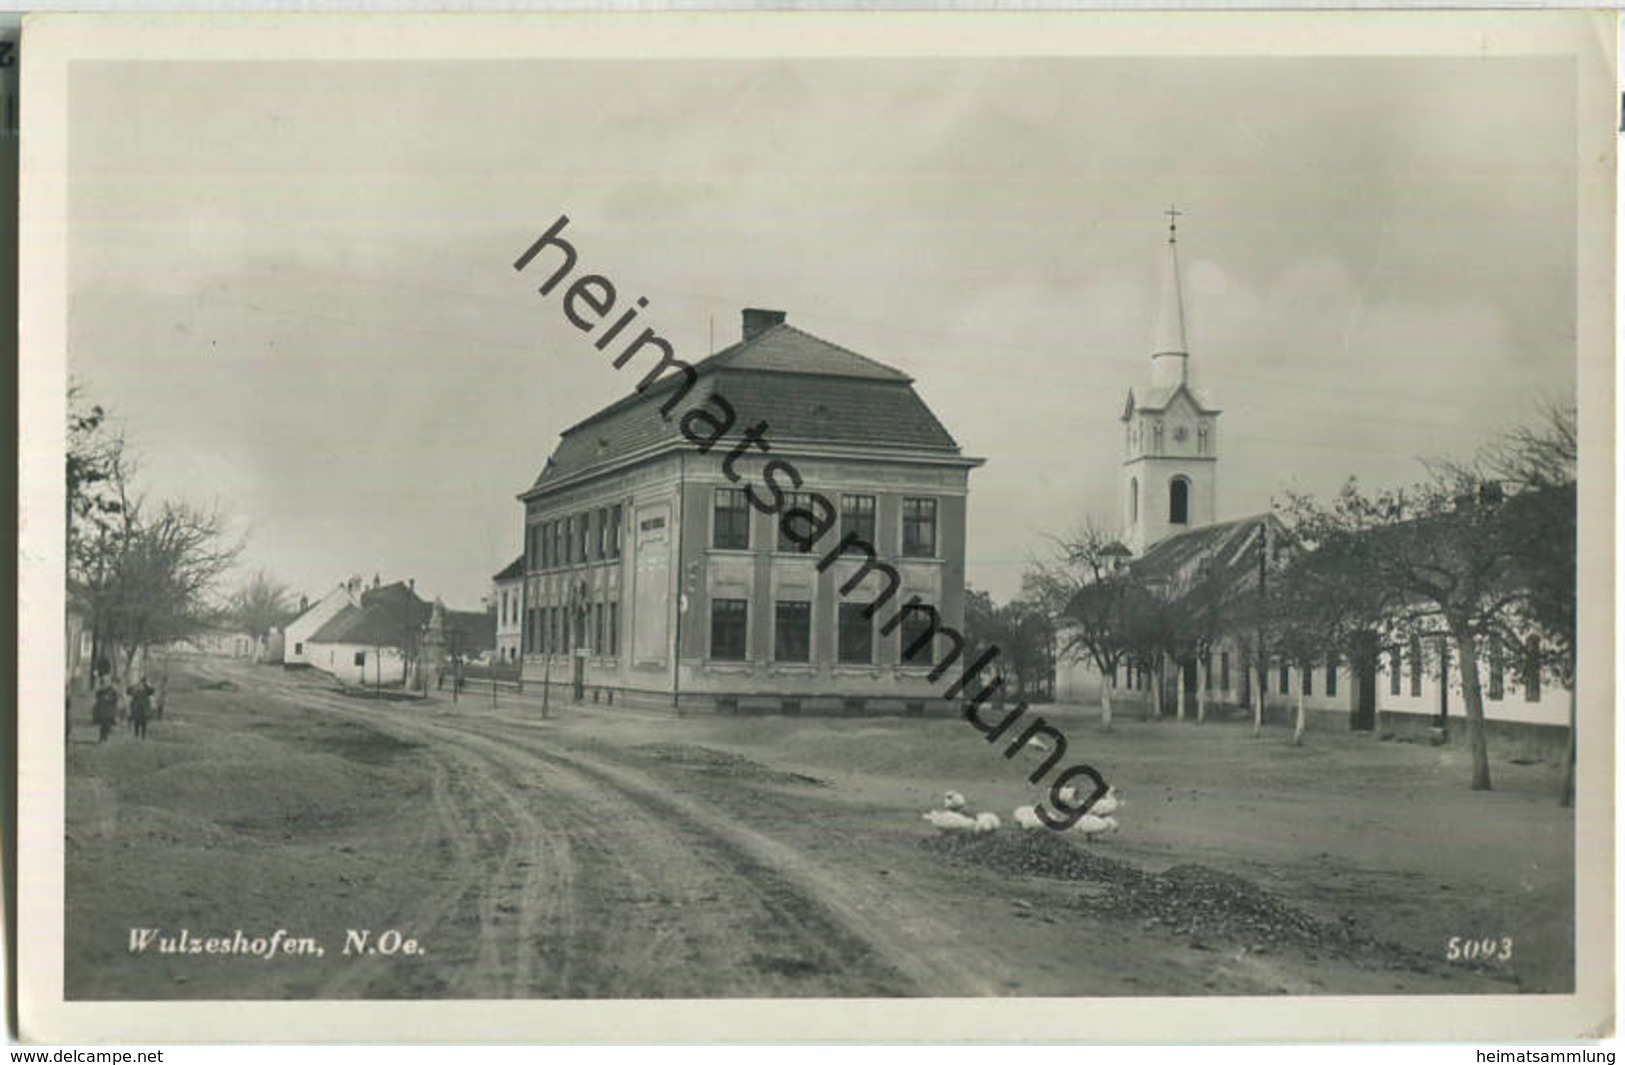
[14,10,1615,1044]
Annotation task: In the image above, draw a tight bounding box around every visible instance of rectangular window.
[294,641,303,655]
[609,505,623,558]
[1203,656,1213,691]
[551,607,561,653]
[562,517,574,565]
[838,604,874,664]
[1301,663,1312,696]
[1524,636,1541,702]
[713,488,751,550]
[902,497,938,558]
[1488,638,1504,701]
[1326,653,1338,697]
[710,599,748,661]
[608,600,620,656]
[579,513,591,561]
[1390,648,1402,696]
[840,494,877,547]
[555,522,567,567]
[774,601,812,662]
[354,651,366,667]
[1220,652,1230,690]
[1409,635,1422,697]
[1279,662,1290,694]
[593,603,604,654]
[900,604,935,667]
[778,493,818,553]
[597,508,608,560]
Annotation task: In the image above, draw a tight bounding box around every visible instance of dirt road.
[65,659,1547,999]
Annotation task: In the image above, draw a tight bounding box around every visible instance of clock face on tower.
[1173,425,1190,443]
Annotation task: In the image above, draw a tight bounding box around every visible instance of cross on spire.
[1164,204,1183,243]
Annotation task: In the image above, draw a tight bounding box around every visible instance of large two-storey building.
[517,309,983,712]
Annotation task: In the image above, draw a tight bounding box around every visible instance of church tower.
[1120,209,1221,555]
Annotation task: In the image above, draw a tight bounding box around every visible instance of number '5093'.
[1446,936,1512,961]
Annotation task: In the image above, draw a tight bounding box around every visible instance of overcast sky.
[67,53,1579,607]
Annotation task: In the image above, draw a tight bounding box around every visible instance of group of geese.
[921,787,1123,839]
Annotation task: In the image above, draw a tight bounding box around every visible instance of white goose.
[922,809,980,832]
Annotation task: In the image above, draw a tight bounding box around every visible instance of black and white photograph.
[15,11,1615,1044]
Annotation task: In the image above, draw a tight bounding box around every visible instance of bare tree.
[1024,520,1142,731]
[1480,406,1576,804]
[229,570,299,647]
[66,383,243,681]
[1288,472,1531,791]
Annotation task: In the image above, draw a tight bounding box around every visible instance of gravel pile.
[922,832,1417,963]
[923,829,1142,885]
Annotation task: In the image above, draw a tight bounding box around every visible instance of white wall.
[307,641,406,687]
[283,586,355,667]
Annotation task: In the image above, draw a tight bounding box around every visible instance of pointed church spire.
[1150,205,1189,388]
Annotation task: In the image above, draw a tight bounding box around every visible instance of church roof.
[1131,512,1289,594]
[1152,227,1188,357]
[524,315,974,495]
[1121,383,1221,419]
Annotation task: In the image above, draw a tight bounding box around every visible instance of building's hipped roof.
[492,555,525,582]
[360,581,434,628]
[525,318,972,495]
[309,603,412,649]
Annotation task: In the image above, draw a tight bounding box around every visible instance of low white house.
[283,581,361,669]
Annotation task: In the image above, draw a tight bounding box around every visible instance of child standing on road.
[127,678,155,740]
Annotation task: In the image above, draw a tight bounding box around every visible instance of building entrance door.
[1348,631,1378,731]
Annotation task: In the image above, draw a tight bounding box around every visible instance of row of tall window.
[1388,634,1542,702]
[712,489,937,557]
[1112,637,1548,705]
[523,600,621,657]
[527,505,625,571]
[708,598,937,665]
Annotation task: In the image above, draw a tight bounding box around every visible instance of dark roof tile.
[527,319,968,494]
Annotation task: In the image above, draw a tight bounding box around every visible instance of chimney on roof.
[742,308,786,342]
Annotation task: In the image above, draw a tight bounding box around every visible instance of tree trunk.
[1176,665,1187,723]
[1148,663,1162,722]
[1196,682,1206,725]
[1452,623,1493,791]
[1100,674,1114,732]
[1560,678,1576,807]
[1293,687,1306,746]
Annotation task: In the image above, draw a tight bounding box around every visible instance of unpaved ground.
[64,659,1572,999]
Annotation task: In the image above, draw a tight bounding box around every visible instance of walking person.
[92,681,118,743]
[127,677,155,740]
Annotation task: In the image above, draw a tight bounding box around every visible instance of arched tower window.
[1130,478,1139,524]
[1169,476,1190,525]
